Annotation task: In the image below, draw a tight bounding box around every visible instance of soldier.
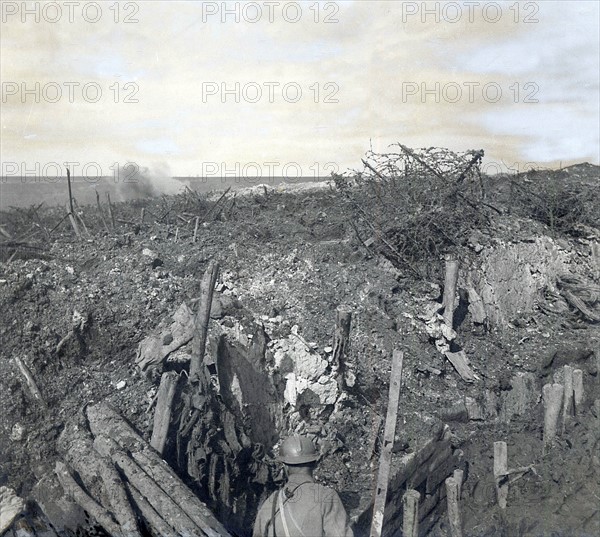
[253,434,354,537]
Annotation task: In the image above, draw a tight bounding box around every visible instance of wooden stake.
[561,365,574,432]
[573,369,584,414]
[369,350,404,537]
[14,356,47,409]
[493,441,508,509]
[543,383,564,451]
[150,372,179,456]
[193,216,200,243]
[66,203,81,238]
[105,192,116,230]
[402,489,420,537]
[453,469,464,498]
[95,191,110,232]
[189,261,220,384]
[140,208,145,225]
[442,255,459,328]
[445,476,463,537]
[66,167,74,215]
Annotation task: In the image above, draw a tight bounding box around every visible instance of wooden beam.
[150,372,179,455]
[190,261,219,384]
[369,350,404,537]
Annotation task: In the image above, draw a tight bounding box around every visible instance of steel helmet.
[277,435,320,465]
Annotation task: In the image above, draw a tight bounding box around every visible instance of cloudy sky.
[1,0,599,182]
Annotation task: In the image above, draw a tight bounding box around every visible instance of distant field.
[0,176,328,210]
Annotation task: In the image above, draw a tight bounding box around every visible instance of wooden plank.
[493,441,508,509]
[445,351,478,383]
[150,372,179,455]
[369,350,404,537]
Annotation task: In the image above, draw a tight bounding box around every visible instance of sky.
[1,0,599,185]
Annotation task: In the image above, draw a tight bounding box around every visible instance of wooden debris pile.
[52,402,232,537]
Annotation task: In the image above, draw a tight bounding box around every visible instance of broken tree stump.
[573,369,584,413]
[445,476,463,537]
[150,371,179,455]
[493,441,508,509]
[190,261,220,384]
[402,489,420,537]
[370,350,404,537]
[543,383,564,452]
[14,356,46,409]
[442,255,459,328]
[86,403,230,537]
[54,462,121,536]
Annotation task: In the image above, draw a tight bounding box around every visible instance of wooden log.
[106,193,116,230]
[442,255,459,328]
[573,369,584,413]
[402,489,420,537]
[543,383,564,452]
[13,356,46,409]
[444,350,477,383]
[150,372,179,455]
[561,365,574,432]
[95,191,110,232]
[96,458,143,537]
[369,350,403,537]
[190,261,220,384]
[126,483,178,537]
[93,435,207,537]
[445,476,462,537]
[493,441,508,509]
[54,462,121,536]
[193,216,200,243]
[86,403,230,537]
[561,288,600,322]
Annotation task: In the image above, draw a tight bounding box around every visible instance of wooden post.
[150,372,179,456]
[561,365,574,432]
[369,350,404,537]
[453,469,464,497]
[573,369,584,414]
[543,383,564,452]
[140,208,145,225]
[66,203,81,238]
[95,191,110,232]
[193,216,200,243]
[189,261,220,384]
[493,441,508,509]
[442,255,459,328]
[66,167,74,215]
[445,476,462,537]
[402,489,420,537]
[106,192,116,230]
